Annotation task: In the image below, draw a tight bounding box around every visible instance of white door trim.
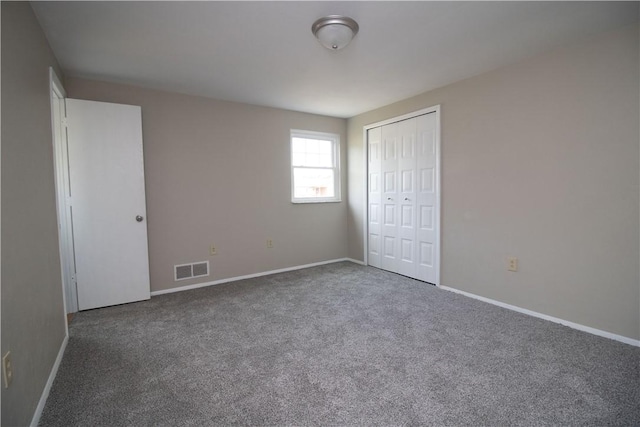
[363,105,441,286]
[49,67,76,322]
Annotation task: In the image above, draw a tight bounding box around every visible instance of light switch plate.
[2,352,13,388]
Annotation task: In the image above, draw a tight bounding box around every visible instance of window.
[291,130,341,203]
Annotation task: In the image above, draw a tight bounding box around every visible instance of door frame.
[49,67,78,315]
[362,105,442,286]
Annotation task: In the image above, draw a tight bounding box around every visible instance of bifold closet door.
[367,112,438,284]
[380,121,400,273]
[379,118,419,277]
[415,113,437,284]
[368,127,382,268]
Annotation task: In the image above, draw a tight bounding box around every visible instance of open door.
[66,99,151,310]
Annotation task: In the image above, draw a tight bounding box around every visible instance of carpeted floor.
[40,262,639,426]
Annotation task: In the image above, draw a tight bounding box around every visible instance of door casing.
[50,67,77,316]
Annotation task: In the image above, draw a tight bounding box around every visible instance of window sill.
[291,198,342,204]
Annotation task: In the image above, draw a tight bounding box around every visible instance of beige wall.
[348,24,640,341]
[66,78,348,292]
[1,3,68,425]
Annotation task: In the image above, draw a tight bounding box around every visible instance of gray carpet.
[40,262,639,426]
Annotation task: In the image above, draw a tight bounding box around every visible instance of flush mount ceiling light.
[311,15,359,51]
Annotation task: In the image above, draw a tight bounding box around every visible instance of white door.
[381,121,400,273]
[379,118,420,278]
[66,99,150,310]
[415,113,438,283]
[397,118,418,278]
[367,127,382,268]
[366,108,440,285]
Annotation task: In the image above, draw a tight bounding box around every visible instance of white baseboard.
[30,334,69,427]
[151,258,355,296]
[439,285,640,347]
[345,258,366,266]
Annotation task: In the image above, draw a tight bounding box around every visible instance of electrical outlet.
[507,257,518,272]
[3,351,13,388]
[210,245,217,256]
[266,239,274,249]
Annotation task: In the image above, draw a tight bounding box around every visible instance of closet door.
[367,109,439,285]
[367,127,382,268]
[380,122,400,273]
[397,118,418,278]
[378,117,419,277]
[416,113,438,283]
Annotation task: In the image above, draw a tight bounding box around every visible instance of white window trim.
[291,129,341,204]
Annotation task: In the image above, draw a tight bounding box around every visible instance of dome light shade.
[311,15,359,51]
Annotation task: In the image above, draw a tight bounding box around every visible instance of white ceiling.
[32,1,638,118]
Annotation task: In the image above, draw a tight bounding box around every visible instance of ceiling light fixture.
[311,15,359,51]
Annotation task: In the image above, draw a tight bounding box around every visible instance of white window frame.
[290,129,341,203]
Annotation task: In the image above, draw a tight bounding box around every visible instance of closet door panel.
[416,113,438,283]
[368,127,382,267]
[381,122,400,272]
[397,118,418,278]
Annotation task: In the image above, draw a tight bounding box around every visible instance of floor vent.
[174,261,210,281]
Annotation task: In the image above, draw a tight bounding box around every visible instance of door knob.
[136,215,144,222]
[404,198,410,201]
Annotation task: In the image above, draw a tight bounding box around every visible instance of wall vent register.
[174,261,210,281]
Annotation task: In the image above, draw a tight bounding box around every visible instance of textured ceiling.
[32,1,638,118]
